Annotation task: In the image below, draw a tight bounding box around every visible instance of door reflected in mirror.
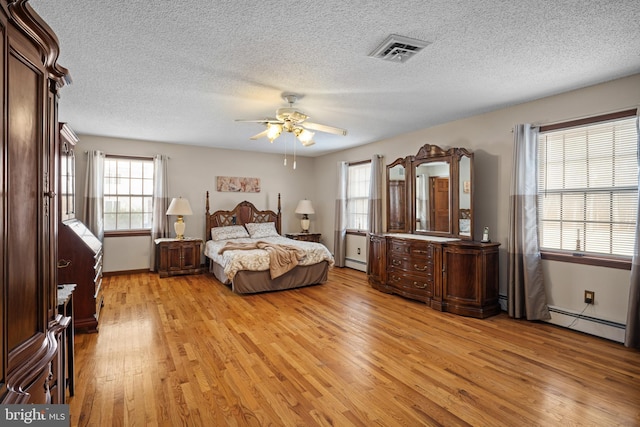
[415,161,450,233]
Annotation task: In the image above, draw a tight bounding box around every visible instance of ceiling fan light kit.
[296,128,315,146]
[267,123,282,142]
[236,93,347,148]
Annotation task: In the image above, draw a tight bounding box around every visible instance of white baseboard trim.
[546,306,625,343]
[499,294,508,311]
[498,295,625,343]
[345,258,367,272]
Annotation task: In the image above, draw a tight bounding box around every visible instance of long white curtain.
[368,155,383,234]
[149,154,170,271]
[507,124,551,320]
[625,113,640,348]
[333,161,348,267]
[84,150,105,240]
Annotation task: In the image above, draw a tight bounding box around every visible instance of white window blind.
[537,116,638,257]
[347,162,371,230]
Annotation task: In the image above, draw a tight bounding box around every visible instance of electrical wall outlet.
[584,290,595,305]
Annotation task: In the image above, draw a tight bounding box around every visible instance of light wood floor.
[68,268,640,426]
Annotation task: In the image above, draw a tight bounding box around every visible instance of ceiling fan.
[236,93,348,147]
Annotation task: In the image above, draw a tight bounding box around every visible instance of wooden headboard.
[205,191,282,240]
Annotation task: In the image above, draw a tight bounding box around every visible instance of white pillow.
[245,222,279,238]
[210,225,249,241]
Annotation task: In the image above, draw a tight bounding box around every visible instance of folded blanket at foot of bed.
[218,241,306,279]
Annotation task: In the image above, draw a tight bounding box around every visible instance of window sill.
[541,250,631,270]
[104,229,151,238]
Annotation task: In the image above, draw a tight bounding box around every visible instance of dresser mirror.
[414,160,451,233]
[386,144,473,239]
[386,158,409,233]
[458,152,473,238]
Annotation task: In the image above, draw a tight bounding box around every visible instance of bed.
[203,192,334,294]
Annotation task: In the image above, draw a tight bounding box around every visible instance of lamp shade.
[296,129,315,146]
[295,199,315,215]
[295,199,314,233]
[166,197,193,216]
[267,123,283,142]
[166,197,192,239]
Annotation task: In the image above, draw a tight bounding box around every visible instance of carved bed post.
[277,193,282,234]
[205,191,210,239]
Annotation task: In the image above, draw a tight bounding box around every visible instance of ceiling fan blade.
[301,139,315,147]
[249,129,269,140]
[235,118,282,124]
[303,122,347,136]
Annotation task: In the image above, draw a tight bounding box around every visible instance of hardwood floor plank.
[67,268,640,426]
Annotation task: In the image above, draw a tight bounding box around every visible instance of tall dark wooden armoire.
[0,0,71,404]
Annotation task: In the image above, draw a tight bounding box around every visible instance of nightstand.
[155,238,204,278]
[285,233,321,243]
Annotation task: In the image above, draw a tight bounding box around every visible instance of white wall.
[74,136,318,272]
[313,73,640,341]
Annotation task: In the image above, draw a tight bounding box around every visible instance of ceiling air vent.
[368,34,431,63]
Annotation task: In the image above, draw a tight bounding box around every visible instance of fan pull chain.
[283,133,288,166]
[293,133,297,170]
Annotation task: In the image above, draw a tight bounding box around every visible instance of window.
[537,111,638,259]
[103,156,154,231]
[347,161,371,231]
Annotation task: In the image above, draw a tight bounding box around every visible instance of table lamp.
[295,199,315,233]
[166,197,193,239]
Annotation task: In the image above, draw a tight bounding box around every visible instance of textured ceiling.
[30,0,640,157]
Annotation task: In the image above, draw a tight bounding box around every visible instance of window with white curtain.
[103,156,154,231]
[347,161,371,231]
[537,112,638,258]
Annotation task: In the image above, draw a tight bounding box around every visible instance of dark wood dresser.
[369,234,500,318]
[285,233,321,243]
[58,219,104,332]
[155,238,204,277]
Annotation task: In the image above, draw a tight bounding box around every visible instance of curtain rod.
[83,151,169,159]
[531,106,638,130]
[511,106,638,133]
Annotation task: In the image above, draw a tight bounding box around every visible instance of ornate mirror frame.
[386,144,474,240]
[386,157,410,233]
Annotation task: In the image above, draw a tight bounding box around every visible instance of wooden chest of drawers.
[387,238,436,302]
[58,219,103,333]
[155,238,204,278]
[285,232,321,243]
[369,233,501,318]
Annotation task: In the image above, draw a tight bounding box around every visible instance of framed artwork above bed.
[216,176,260,193]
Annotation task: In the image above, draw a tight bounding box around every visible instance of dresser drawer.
[94,249,103,270]
[389,239,433,260]
[389,256,433,275]
[388,268,433,297]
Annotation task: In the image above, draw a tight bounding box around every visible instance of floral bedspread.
[204,236,334,281]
